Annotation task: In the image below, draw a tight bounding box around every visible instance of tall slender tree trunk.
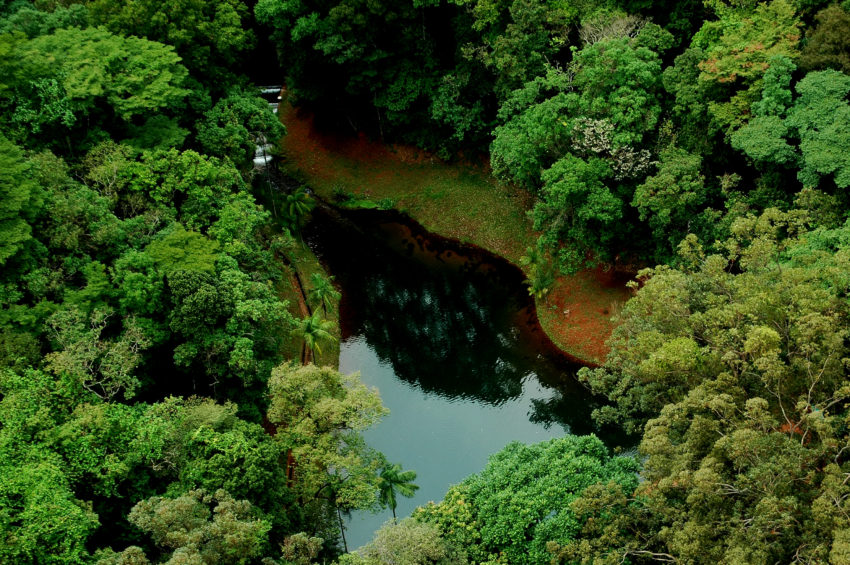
[285,449,296,488]
[337,504,348,553]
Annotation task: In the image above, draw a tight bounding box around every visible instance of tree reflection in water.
[304,206,626,441]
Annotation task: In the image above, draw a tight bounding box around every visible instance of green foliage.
[87,0,254,84]
[121,148,247,231]
[533,155,620,273]
[167,265,294,386]
[11,27,188,133]
[800,3,850,73]
[125,489,271,564]
[692,0,802,132]
[733,66,850,188]
[279,532,324,565]
[378,463,419,520]
[0,134,41,264]
[196,89,286,166]
[520,245,556,299]
[733,55,799,163]
[267,363,388,513]
[491,26,668,271]
[697,0,802,85]
[340,518,466,565]
[0,453,99,565]
[0,368,97,564]
[632,146,706,259]
[786,70,850,188]
[255,0,443,144]
[580,207,841,420]
[416,435,640,565]
[291,311,337,364]
[463,0,579,101]
[549,216,850,563]
[146,224,221,274]
[569,29,668,148]
[6,0,850,562]
[282,187,316,229]
[44,307,149,401]
[490,67,573,190]
[125,115,188,151]
[0,3,90,38]
[307,272,341,315]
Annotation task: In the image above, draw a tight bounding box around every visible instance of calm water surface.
[303,207,621,549]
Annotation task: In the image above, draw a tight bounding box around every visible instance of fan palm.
[378,463,419,521]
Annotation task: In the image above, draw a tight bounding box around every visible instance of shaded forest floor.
[277,99,630,364]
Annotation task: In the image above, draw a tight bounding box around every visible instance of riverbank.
[277,99,630,365]
[253,172,341,368]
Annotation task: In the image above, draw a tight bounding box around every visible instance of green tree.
[520,245,556,299]
[378,463,419,521]
[122,148,246,231]
[732,67,850,189]
[254,0,441,143]
[490,66,573,190]
[786,70,850,188]
[44,307,150,401]
[146,225,221,275]
[800,3,850,73]
[87,0,254,84]
[460,0,578,102]
[282,187,315,229]
[568,27,669,149]
[532,155,620,273]
[308,272,341,315]
[415,435,640,565]
[124,489,271,565]
[339,518,466,565]
[10,27,188,143]
[291,310,337,365]
[691,0,802,132]
[557,223,850,559]
[0,4,90,38]
[0,368,99,565]
[196,89,286,166]
[267,363,388,523]
[632,145,706,259]
[0,135,41,264]
[0,452,99,565]
[728,55,797,166]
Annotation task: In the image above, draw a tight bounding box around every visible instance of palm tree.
[283,187,314,229]
[520,245,555,300]
[308,272,341,315]
[291,311,337,364]
[378,463,419,521]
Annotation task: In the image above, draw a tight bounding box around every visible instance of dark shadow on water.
[303,206,630,443]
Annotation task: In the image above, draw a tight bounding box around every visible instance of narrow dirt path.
[289,267,312,318]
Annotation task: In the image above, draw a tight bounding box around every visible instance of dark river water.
[303,206,624,550]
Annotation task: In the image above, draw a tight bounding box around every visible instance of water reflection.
[304,206,630,549]
[304,207,611,434]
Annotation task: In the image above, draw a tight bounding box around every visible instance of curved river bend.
[303,206,625,549]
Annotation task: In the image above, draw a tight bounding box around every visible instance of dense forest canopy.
[2,0,850,563]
